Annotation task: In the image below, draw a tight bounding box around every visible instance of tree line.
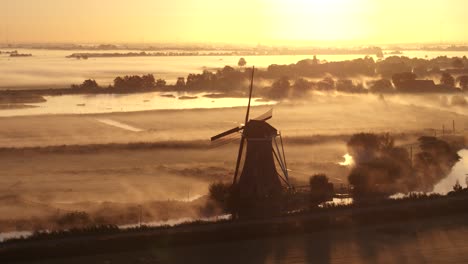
[71,55,468,98]
[71,74,166,91]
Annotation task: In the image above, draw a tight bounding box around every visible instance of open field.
[1,93,466,147]
[0,93,466,232]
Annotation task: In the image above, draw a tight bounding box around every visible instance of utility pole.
[410,146,413,167]
[139,205,142,228]
[4,2,8,46]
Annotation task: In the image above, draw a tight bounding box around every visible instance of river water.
[433,149,468,194]
[0,48,376,89]
[1,48,466,89]
[1,48,466,117]
[0,92,275,117]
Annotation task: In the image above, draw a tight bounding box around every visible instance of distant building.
[446,69,468,75]
[398,80,437,93]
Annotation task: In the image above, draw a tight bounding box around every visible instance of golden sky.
[2,0,467,45]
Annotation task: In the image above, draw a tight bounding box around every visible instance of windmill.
[211,67,290,217]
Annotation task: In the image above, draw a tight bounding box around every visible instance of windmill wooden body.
[211,67,290,217]
[237,120,283,198]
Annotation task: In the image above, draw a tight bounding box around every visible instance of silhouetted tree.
[291,78,313,97]
[377,57,412,78]
[112,74,156,90]
[56,211,92,228]
[176,77,186,87]
[376,49,384,59]
[71,79,99,90]
[156,79,166,87]
[312,55,319,65]
[336,79,366,93]
[219,65,236,75]
[208,182,235,213]
[141,74,156,89]
[452,58,464,69]
[238,57,247,67]
[453,180,463,192]
[82,79,99,89]
[336,79,353,92]
[347,133,414,196]
[113,76,125,89]
[369,79,394,93]
[440,72,455,87]
[316,77,335,91]
[413,136,461,191]
[309,174,334,207]
[413,65,428,77]
[347,133,382,163]
[392,72,417,88]
[430,66,441,74]
[266,76,290,99]
[457,75,468,90]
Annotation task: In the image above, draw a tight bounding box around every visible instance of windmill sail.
[253,109,273,122]
[233,66,255,184]
[211,126,244,142]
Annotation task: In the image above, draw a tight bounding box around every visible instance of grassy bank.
[2,192,468,262]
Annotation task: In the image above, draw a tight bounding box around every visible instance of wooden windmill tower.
[211,67,290,217]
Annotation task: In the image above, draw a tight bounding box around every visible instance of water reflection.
[0,92,275,117]
[141,220,468,264]
[433,149,468,194]
[17,220,468,263]
[1,48,465,89]
[0,231,32,243]
[0,48,378,88]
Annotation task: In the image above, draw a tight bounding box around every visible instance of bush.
[208,182,233,213]
[56,211,92,228]
[71,79,99,89]
[309,174,334,207]
[113,74,157,90]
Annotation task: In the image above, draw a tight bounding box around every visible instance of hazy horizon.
[2,0,468,45]
[1,1,468,261]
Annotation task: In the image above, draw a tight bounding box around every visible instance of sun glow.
[267,0,375,42]
[339,153,354,166]
[3,0,468,44]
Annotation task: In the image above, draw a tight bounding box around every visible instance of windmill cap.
[244,120,277,138]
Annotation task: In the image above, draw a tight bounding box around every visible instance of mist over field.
[3,0,468,262]
[0,91,466,233]
[2,48,468,89]
[0,50,357,88]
